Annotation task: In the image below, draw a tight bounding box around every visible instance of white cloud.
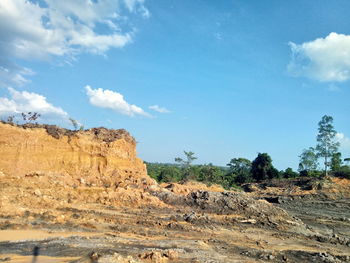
[85,85,151,117]
[0,88,69,122]
[0,59,34,87]
[149,105,170,113]
[288,32,350,82]
[336,133,350,150]
[0,0,149,86]
[124,0,149,17]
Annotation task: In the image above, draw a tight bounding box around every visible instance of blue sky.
[0,0,350,169]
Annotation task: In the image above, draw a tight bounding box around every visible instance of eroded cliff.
[0,122,154,188]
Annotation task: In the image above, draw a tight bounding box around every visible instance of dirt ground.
[1,173,350,263]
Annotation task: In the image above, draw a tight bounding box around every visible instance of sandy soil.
[1,170,350,262]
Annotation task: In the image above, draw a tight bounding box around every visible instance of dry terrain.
[0,123,349,263]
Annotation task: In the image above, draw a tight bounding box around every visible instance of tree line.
[147,115,350,189]
[147,152,299,189]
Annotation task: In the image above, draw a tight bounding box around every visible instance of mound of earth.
[243,176,350,200]
[161,181,225,195]
[154,189,304,231]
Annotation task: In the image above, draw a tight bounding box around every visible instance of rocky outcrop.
[0,122,154,188]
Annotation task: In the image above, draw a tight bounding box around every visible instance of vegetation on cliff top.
[1,112,135,143]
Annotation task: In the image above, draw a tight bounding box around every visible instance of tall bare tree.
[316,115,339,176]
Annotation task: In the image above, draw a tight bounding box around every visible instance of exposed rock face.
[0,123,154,188]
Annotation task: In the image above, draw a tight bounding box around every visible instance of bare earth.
[0,124,349,262]
[1,173,350,263]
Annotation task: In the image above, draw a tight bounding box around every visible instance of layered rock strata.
[0,123,154,189]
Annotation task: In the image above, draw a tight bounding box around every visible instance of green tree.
[330,152,342,172]
[146,162,184,182]
[298,147,318,172]
[283,167,299,179]
[269,167,281,179]
[186,165,201,181]
[145,162,165,181]
[334,166,350,179]
[197,164,224,185]
[344,158,350,165]
[251,153,276,181]
[158,166,182,183]
[175,151,197,168]
[226,158,252,184]
[316,115,340,176]
[175,151,198,180]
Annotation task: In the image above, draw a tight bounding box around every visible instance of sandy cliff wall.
[0,123,154,188]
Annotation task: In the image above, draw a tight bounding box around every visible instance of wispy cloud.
[0,0,149,87]
[0,60,34,87]
[0,88,69,122]
[85,85,151,117]
[124,0,150,17]
[288,32,350,82]
[336,132,350,150]
[149,105,171,113]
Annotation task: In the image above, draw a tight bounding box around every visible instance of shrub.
[299,169,323,178]
[158,166,183,182]
[333,166,350,179]
[283,167,299,178]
